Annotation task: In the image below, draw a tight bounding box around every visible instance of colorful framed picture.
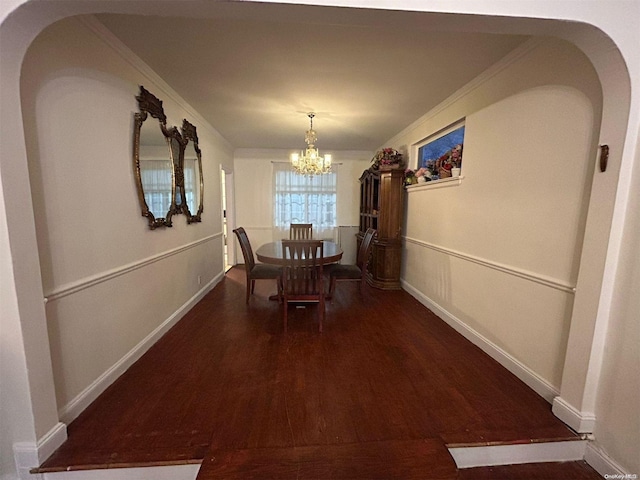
[415,120,465,180]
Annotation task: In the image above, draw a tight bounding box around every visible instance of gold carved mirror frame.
[180,119,204,223]
[133,86,204,229]
[133,86,176,229]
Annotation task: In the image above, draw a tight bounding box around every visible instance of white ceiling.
[96,3,528,151]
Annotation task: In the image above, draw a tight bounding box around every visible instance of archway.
[1,1,635,477]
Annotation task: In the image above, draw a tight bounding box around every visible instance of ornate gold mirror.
[133,86,176,229]
[133,87,204,227]
[181,119,204,223]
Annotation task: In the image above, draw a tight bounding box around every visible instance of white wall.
[387,32,639,474]
[19,16,232,419]
[391,38,601,401]
[590,132,640,472]
[233,148,371,260]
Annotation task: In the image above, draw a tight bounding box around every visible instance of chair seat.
[326,263,362,279]
[233,227,282,304]
[251,263,283,279]
[326,228,375,299]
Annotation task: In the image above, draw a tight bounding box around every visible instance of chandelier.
[290,113,332,175]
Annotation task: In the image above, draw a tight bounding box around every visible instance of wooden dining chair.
[289,223,313,240]
[326,228,376,298]
[233,227,282,304]
[281,240,325,333]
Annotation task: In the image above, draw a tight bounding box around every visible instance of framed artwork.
[415,120,465,180]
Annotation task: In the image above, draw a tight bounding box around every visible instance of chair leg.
[329,276,336,298]
[251,279,256,294]
[245,278,251,304]
[318,295,324,333]
[359,272,367,292]
[283,300,288,333]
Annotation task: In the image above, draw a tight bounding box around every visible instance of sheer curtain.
[272,162,338,241]
[183,157,198,212]
[140,159,173,217]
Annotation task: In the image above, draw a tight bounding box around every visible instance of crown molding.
[77,15,233,152]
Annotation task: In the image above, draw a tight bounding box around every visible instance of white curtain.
[183,157,199,213]
[272,162,338,241]
[140,159,172,217]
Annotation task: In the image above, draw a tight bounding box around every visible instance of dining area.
[233,224,376,333]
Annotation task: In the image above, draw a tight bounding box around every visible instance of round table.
[256,240,343,265]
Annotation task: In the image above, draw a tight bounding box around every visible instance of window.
[415,119,465,181]
[273,163,337,239]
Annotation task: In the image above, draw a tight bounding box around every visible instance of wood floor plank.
[197,439,458,480]
[458,460,603,479]
[37,267,579,474]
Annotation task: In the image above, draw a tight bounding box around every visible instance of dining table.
[256,240,343,266]
[255,240,343,301]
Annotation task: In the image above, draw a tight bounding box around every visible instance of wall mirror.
[133,86,205,228]
[133,86,176,229]
[181,119,204,223]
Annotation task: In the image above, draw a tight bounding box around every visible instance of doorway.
[221,166,235,272]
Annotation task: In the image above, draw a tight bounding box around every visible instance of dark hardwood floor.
[459,460,602,479]
[36,267,602,478]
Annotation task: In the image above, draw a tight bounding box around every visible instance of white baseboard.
[41,463,200,480]
[584,441,630,478]
[449,440,587,469]
[552,396,596,433]
[401,280,559,403]
[13,422,67,480]
[59,273,223,424]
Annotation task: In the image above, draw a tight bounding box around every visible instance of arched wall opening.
[1,1,636,477]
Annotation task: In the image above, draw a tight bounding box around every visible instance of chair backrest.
[281,240,324,297]
[356,228,376,271]
[233,227,255,272]
[289,223,313,240]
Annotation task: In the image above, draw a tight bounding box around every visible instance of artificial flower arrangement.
[371,148,404,170]
[428,143,462,178]
[404,167,430,185]
[405,143,463,186]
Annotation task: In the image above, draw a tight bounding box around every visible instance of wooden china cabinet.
[358,167,405,289]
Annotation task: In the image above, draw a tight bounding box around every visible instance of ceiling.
[96,3,528,152]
